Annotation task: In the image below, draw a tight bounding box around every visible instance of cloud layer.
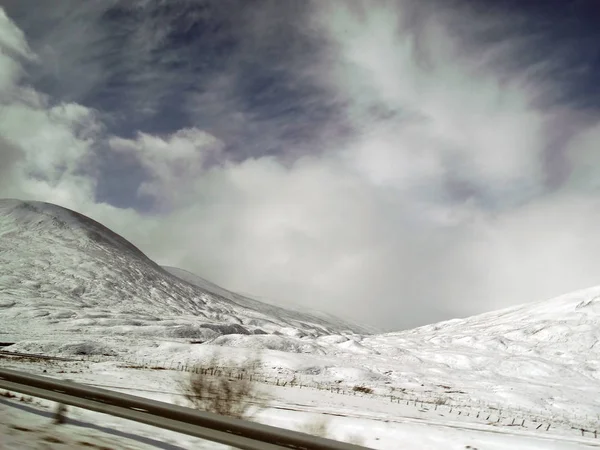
[2,1,600,330]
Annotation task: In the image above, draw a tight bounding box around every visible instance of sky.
[1,0,600,331]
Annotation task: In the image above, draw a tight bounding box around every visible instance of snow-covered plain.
[2,355,600,450]
[2,199,600,449]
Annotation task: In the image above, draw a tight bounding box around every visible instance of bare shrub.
[352,385,374,394]
[179,352,263,419]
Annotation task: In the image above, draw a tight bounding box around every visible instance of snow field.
[2,353,600,449]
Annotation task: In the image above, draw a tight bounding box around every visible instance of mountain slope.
[0,199,365,346]
[162,266,375,335]
[364,284,600,364]
[324,285,600,418]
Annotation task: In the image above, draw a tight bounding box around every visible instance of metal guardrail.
[0,368,371,450]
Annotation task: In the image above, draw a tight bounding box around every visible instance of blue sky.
[2,0,600,331]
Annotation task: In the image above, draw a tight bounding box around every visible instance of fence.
[112,356,600,440]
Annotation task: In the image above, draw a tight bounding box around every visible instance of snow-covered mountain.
[0,199,367,347]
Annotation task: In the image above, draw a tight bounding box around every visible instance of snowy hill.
[0,199,366,350]
[338,286,600,419]
[363,284,600,369]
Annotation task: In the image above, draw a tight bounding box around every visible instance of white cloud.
[0,8,33,92]
[0,92,101,208]
[3,2,600,331]
[313,1,550,206]
[0,11,101,212]
[562,123,600,191]
[129,1,600,329]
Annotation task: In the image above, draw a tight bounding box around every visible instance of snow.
[2,198,600,448]
[0,395,162,449]
[2,357,600,449]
